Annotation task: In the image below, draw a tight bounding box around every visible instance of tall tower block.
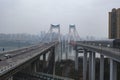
[109,8,120,39]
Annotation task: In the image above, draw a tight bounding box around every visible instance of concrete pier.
[110,59,117,80]
[83,49,87,80]
[100,55,104,80]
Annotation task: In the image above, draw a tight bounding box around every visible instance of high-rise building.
[109,8,120,39]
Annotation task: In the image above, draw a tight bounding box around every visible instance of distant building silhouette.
[109,8,120,39]
[2,48,5,51]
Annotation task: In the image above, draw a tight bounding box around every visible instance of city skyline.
[0,0,120,38]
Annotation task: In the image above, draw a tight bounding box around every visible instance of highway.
[0,41,58,79]
[0,43,44,61]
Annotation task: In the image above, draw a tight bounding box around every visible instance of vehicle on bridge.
[4,54,12,59]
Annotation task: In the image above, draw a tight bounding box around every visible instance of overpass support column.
[67,43,69,59]
[43,53,46,72]
[32,62,37,72]
[89,51,92,80]
[58,43,62,61]
[65,44,68,60]
[52,48,55,75]
[91,52,96,80]
[36,58,40,72]
[83,49,87,80]
[75,46,78,71]
[89,51,96,80]
[100,55,104,80]
[61,41,63,60]
[47,48,55,74]
[110,59,117,80]
[43,53,46,62]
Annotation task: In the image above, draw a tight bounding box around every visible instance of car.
[4,54,12,59]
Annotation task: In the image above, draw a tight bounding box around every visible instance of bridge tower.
[41,24,60,43]
[40,24,62,62]
[68,24,80,42]
[68,24,80,71]
[49,24,61,42]
[49,24,62,61]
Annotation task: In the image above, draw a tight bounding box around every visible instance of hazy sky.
[0,0,120,38]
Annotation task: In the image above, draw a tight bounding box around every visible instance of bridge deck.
[76,42,120,62]
[0,42,58,79]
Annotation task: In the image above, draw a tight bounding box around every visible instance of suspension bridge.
[0,24,120,80]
